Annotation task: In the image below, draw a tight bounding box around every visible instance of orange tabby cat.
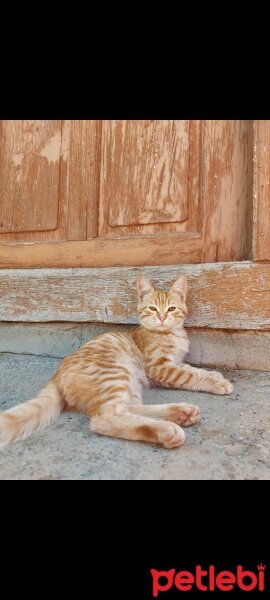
[0,275,233,449]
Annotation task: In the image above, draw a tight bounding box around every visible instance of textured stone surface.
[0,323,82,357]
[187,329,270,371]
[0,323,130,358]
[1,323,270,371]
[0,353,270,480]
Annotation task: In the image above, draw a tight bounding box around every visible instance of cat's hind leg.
[89,357,185,448]
[129,402,200,427]
[90,404,185,448]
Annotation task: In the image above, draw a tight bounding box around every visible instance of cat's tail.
[0,381,64,447]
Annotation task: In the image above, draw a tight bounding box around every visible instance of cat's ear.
[136,275,154,300]
[170,275,188,301]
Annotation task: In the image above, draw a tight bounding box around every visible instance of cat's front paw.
[208,372,233,395]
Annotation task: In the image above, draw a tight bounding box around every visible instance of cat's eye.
[149,306,157,311]
[168,306,176,312]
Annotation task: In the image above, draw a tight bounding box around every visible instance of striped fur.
[0,275,233,449]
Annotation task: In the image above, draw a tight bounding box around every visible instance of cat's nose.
[159,315,166,322]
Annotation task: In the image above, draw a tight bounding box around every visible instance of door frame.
[253,120,270,260]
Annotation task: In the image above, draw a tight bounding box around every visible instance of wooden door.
[1,120,270,340]
[0,120,252,268]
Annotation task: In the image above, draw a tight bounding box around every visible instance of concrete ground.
[0,353,270,480]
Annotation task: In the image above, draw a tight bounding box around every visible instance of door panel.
[99,120,191,234]
[99,120,201,237]
[0,120,70,241]
[0,120,62,233]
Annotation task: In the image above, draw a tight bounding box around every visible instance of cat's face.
[136,275,188,332]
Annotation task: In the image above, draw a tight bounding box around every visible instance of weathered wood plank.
[253,120,270,260]
[67,120,101,241]
[0,262,269,329]
[186,120,201,232]
[0,233,201,268]
[200,120,251,262]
